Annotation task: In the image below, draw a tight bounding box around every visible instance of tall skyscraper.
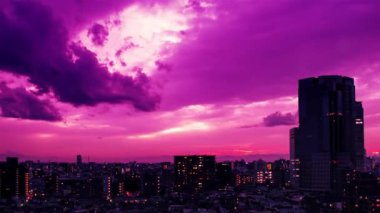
[290,76,365,193]
[174,155,216,192]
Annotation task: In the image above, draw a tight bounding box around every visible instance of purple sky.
[0,0,379,162]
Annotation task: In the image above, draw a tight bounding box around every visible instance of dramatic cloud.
[0,0,159,113]
[76,1,191,77]
[88,23,109,46]
[0,0,379,161]
[160,0,380,109]
[262,112,297,127]
[0,84,61,121]
[39,0,136,34]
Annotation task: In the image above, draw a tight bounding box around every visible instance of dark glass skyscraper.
[290,76,365,192]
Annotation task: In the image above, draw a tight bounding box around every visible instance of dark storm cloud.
[0,84,61,121]
[262,112,297,127]
[0,0,159,115]
[88,23,109,46]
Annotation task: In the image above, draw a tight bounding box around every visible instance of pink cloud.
[159,0,380,109]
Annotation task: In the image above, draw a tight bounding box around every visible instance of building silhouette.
[174,155,216,192]
[0,157,28,200]
[216,162,233,188]
[76,155,82,166]
[290,76,365,193]
[289,127,301,188]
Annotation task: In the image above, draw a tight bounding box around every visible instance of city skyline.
[1,0,380,162]
[2,154,380,212]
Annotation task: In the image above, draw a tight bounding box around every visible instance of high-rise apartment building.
[0,157,27,200]
[174,155,216,192]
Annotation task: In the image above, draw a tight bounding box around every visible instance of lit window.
[355,118,363,125]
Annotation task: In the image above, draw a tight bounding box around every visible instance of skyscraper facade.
[290,76,365,192]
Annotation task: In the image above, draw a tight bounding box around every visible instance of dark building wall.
[76,155,82,166]
[216,162,233,188]
[290,127,299,159]
[44,173,59,196]
[343,171,380,212]
[291,76,365,192]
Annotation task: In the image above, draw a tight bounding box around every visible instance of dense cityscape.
[1,0,380,212]
[1,154,380,212]
[1,76,380,212]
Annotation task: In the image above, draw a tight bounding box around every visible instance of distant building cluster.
[1,153,379,212]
